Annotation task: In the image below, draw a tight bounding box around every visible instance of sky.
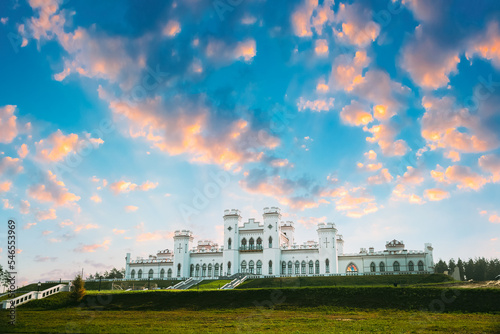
[0,0,499,285]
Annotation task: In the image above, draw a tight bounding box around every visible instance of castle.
[125,207,434,279]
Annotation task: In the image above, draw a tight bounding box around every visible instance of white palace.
[125,207,435,280]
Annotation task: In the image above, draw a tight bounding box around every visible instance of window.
[301,261,306,274]
[418,261,424,271]
[177,264,181,277]
[282,261,286,275]
[249,260,255,274]
[380,262,385,272]
[288,261,293,274]
[249,238,255,250]
[370,262,376,272]
[215,264,219,277]
[148,269,154,279]
[202,264,207,277]
[408,261,414,271]
[309,261,314,274]
[241,260,247,273]
[325,259,330,273]
[315,260,320,274]
[269,260,273,274]
[168,268,172,278]
[269,236,273,248]
[160,269,165,279]
[295,261,300,274]
[131,269,135,279]
[190,265,194,277]
[257,260,262,275]
[257,238,262,249]
[220,263,223,274]
[241,238,247,250]
[393,261,400,272]
[228,238,232,250]
[346,263,358,274]
[138,269,142,279]
[208,264,213,277]
[195,264,200,277]
[227,262,231,275]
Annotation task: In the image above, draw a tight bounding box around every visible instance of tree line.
[434,258,500,281]
[87,267,125,280]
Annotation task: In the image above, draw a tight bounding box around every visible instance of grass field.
[189,280,232,290]
[1,307,499,333]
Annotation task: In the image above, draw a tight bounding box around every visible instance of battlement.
[156,249,171,254]
[280,221,294,228]
[317,222,336,230]
[336,234,344,241]
[263,206,281,214]
[174,230,193,238]
[223,209,241,216]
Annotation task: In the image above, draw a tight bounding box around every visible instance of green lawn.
[189,280,232,290]
[1,307,498,333]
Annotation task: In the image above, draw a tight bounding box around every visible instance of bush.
[70,275,86,302]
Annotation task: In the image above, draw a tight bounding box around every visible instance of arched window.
[257,260,262,275]
[346,263,358,274]
[227,262,231,275]
[393,261,400,272]
[257,237,262,249]
[380,262,385,272]
[241,238,247,250]
[160,268,165,279]
[370,262,376,272]
[408,261,414,271]
[190,264,194,277]
[295,261,300,274]
[215,263,219,277]
[167,268,172,278]
[220,263,223,274]
[228,238,232,250]
[241,260,247,273]
[301,261,306,274]
[269,236,273,248]
[282,261,286,274]
[418,261,424,271]
[138,269,142,279]
[249,238,255,250]
[269,260,273,274]
[195,264,200,277]
[309,261,314,274]
[288,261,293,274]
[325,259,330,273]
[177,264,181,277]
[208,264,213,277]
[202,264,207,276]
[131,269,135,279]
[148,269,154,279]
[315,260,320,274]
[249,260,255,274]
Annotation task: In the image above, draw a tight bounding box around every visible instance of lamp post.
[37,281,41,292]
[148,277,150,290]
[98,276,102,292]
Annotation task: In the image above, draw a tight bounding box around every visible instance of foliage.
[0,265,12,288]
[435,257,500,281]
[88,267,125,280]
[70,275,86,302]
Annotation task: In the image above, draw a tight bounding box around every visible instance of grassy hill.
[189,280,232,290]
[237,274,453,289]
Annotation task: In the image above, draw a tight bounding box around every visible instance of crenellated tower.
[317,222,338,274]
[263,207,281,276]
[173,230,193,278]
[222,209,241,276]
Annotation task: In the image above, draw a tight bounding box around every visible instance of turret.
[424,243,434,272]
[173,230,193,278]
[317,222,338,274]
[125,253,131,278]
[336,235,344,255]
[280,221,295,245]
[222,209,241,276]
[263,207,281,276]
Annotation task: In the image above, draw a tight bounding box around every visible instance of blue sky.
[0,0,499,284]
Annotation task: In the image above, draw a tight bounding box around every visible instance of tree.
[434,259,448,274]
[0,265,12,288]
[105,267,124,279]
[448,259,456,274]
[70,275,86,302]
[456,258,465,281]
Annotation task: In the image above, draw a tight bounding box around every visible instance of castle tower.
[317,222,338,274]
[424,243,434,272]
[173,230,193,278]
[263,207,281,276]
[125,253,131,279]
[336,235,344,255]
[222,209,241,276]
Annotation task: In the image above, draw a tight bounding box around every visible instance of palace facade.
[125,207,434,279]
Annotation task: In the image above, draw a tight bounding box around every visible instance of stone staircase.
[0,284,69,309]
[220,275,248,290]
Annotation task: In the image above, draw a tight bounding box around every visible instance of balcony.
[239,245,263,252]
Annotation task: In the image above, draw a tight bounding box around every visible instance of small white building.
[125,207,434,279]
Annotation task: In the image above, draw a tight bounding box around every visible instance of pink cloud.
[162,20,181,37]
[20,200,30,214]
[391,184,424,204]
[0,105,19,143]
[35,208,57,221]
[75,239,110,253]
[340,100,373,126]
[367,168,393,185]
[125,205,138,212]
[0,156,24,174]
[297,97,335,112]
[28,171,81,206]
[433,165,490,191]
[18,143,29,159]
[109,180,158,194]
[479,154,500,182]
[0,181,11,193]
[424,188,450,201]
[364,124,408,156]
[74,224,99,233]
[35,130,104,162]
[90,194,102,203]
[136,231,173,242]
